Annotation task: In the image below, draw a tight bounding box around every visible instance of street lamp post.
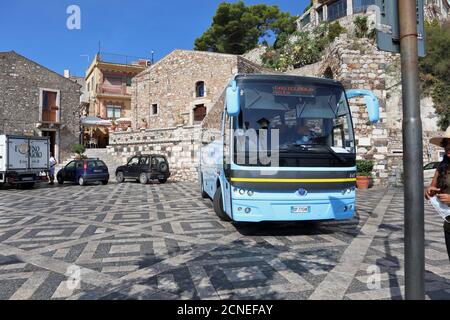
[399,0,425,300]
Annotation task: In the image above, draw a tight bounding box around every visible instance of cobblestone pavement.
[0,182,449,300]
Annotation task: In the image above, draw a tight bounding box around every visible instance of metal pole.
[398,0,425,300]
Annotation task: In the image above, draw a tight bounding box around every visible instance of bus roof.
[234,74,343,87]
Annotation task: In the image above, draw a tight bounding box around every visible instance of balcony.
[96,84,131,97]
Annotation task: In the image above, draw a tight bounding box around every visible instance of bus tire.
[200,175,209,199]
[213,188,232,222]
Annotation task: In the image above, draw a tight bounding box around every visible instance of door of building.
[42,131,56,157]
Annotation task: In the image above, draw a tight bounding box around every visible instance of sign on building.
[375,0,426,57]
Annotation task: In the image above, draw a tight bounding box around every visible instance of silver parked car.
[424,162,440,186]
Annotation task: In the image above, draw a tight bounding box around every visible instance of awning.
[81,116,112,127]
[116,118,132,123]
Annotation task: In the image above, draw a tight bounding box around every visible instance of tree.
[419,20,450,130]
[194,1,297,55]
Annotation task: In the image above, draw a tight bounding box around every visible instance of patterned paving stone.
[0,183,448,300]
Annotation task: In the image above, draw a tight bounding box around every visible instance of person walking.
[425,126,450,261]
[48,153,57,185]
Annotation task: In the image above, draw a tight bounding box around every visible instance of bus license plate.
[291,206,310,214]
[22,177,33,181]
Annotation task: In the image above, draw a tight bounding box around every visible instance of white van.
[0,135,50,188]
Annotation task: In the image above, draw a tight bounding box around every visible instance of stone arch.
[323,66,334,79]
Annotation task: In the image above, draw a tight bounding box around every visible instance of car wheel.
[158,178,168,184]
[57,176,64,185]
[200,175,209,199]
[101,180,108,185]
[139,173,149,185]
[213,187,232,222]
[116,172,125,183]
[78,177,86,186]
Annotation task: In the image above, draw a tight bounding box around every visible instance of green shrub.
[356,160,374,177]
[72,144,86,157]
[354,16,369,38]
[328,22,346,42]
[419,20,450,130]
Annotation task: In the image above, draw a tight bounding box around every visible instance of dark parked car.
[57,159,109,186]
[116,155,170,184]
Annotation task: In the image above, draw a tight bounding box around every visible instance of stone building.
[0,51,81,162]
[131,50,267,130]
[84,53,149,148]
[107,50,268,181]
[298,0,449,30]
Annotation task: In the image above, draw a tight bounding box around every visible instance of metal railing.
[98,52,150,67]
[352,0,376,14]
[97,84,131,96]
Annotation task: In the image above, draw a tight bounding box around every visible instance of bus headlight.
[342,188,353,195]
[239,189,246,195]
[247,191,254,197]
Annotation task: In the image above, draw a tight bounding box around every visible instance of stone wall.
[0,51,81,162]
[107,125,202,182]
[111,50,269,182]
[132,50,267,131]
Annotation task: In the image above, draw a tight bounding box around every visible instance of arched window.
[196,81,205,98]
[324,67,334,79]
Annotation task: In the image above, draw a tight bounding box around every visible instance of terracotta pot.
[356,176,371,189]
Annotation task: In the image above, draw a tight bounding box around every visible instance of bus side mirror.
[346,89,380,124]
[226,80,240,117]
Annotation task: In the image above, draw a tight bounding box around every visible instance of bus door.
[222,112,232,216]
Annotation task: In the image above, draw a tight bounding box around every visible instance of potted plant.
[72,144,86,160]
[356,160,374,189]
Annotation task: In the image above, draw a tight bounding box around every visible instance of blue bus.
[199,74,379,223]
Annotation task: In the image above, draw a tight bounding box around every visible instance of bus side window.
[224,112,231,170]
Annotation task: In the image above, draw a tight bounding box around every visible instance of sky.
[0,0,309,77]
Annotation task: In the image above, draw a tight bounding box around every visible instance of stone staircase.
[85,149,124,174]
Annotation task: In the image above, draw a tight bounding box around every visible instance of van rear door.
[30,139,49,170]
[7,137,29,170]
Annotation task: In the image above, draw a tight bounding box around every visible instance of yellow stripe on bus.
[230,178,357,183]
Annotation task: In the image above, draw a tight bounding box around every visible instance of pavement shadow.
[425,271,450,300]
[234,221,336,237]
[234,197,361,238]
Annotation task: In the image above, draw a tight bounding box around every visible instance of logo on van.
[30,146,43,159]
[17,143,29,155]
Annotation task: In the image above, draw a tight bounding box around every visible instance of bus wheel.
[213,188,232,222]
[200,176,209,199]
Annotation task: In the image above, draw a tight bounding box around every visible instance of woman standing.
[425,127,450,261]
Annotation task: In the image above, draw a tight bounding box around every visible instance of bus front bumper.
[231,193,356,223]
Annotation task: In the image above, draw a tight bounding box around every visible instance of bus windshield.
[234,79,356,167]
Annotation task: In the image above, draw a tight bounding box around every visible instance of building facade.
[0,51,81,162]
[298,0,449,30]
[84,53,149,147]
[107,50,268,181]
